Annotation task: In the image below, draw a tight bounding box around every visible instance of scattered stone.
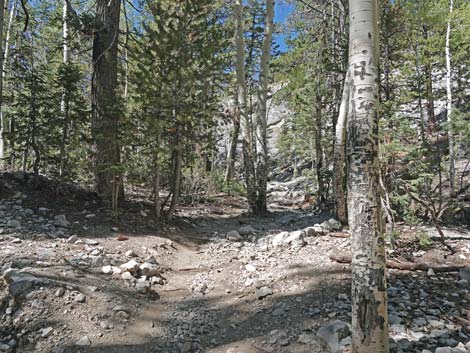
[435,348,452,353]
[120,260,140,273]
[238,225,256,236]
[298,333,316,344]
[255,286,273,299]
[74,293,86,303]
[55,288,65,297]
[102,265,113,274]
[54,215,69,228]
[428,268,436,276]
[226,230,242,241]
[40,327,54,338]
[111,227,119,232]
[140,262,159,276]
[121,272,134,280]
[126,250,137,258]
[317,320,351,353]
[75,336,91,346]
[66,235,78,243]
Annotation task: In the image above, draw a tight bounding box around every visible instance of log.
[330,254,463,272]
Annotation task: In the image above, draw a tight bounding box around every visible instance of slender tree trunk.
[235,0,257,212]
[314,92,325,204]
[333,69,350,224]
[255,0,274,215]
[0,0,6,170]
[167,124,182,221]
[153,144,161,221]
[224,95,240,183]
[91,0,122,198]
[347,1,389,352]
[422,26,435,133]
[445,0,455,195]
[59,0,70,178]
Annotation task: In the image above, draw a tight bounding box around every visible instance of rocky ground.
[0,172,470,353]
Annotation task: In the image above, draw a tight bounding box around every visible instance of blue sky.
[274,1,294,52]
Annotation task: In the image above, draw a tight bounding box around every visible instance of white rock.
[75,336,91,346]
[120,260,140,273]
[125,250,137,258]
[140,263,159,276]
[102,265,113,275]
[245,264,257,273]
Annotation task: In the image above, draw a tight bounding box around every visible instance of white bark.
[445,0,455,194]
[59,0,70,177]
[333,68,351,225]
[0,0,6,169]
[235,0,257,212]
[348,0,389,352]
[255,0,274,214]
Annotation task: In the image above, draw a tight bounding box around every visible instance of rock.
[55,288,65,297]
[3,269,45,297]
[102,265,113,274]
[121,272,134,280]
[67,235,78,243]
[125,250,137,258]
[111,227,119,232]
[238,225,256,236]
[255,286,273,299]
[226,230,242,241]
[54,215,69,228]
[40,327,54,338]
[136,281,150,294]
[317,320,351,353]
[75,336,91,346]
[459,268,470,282]
[112,305,129,313]
[85,239,99,246]
[120,260,140,273]
[272,230,306,248]
[85,213,96,219]
[327,218,342,231]
[140,262,159,276]
[74,293,86,303]
[305,225,326,236]
[0,343,12,352]
[8,220,21,228]
[435,348,452,353]
[428,268,436,276]
[245,264,257,273]
[298,333,316,344]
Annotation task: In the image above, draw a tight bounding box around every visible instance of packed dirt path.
[1,173,470,353]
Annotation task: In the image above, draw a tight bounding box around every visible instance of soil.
[0,172,469,353]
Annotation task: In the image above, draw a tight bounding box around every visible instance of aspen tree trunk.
[224,94,240,183]
[235,0,257,212]
[0,0,6,170]
[314,92,325,205]
[333,69,350,225]
[255,0,274,214]
[59,0,70,178]
[347,1,389,352]
[91,0,122,198]
[446,0,455,195]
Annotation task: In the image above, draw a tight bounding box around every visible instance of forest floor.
[0,172,470,353]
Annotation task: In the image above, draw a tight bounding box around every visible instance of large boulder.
[3,268,47,298]
[271,230,306,248]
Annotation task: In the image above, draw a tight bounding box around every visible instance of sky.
[274,1,294,52]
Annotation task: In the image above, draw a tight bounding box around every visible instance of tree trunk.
[167,124,182,221]
[0,0,6,170]
[445,0,455,195]
[347,1,389,352]
[422,26,435,133]
[255,0,274,215]
[235,0,257,212]
[333,69,350,225]
[153,144,161,221]
[224,96,240,183]
[314,92,325,205]
[59,0,70,178]
[91,0,122,198]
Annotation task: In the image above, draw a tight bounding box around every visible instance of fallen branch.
[330,254,462,272]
